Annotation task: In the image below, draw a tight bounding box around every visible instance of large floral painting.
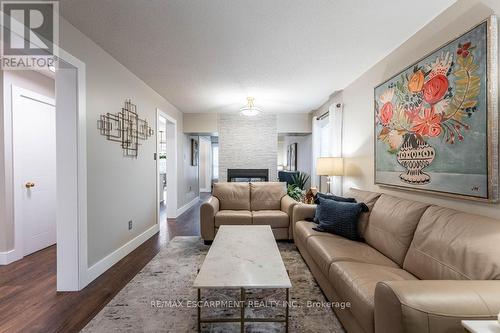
[374,18,498,201]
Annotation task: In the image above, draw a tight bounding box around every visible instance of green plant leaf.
[290,172,310,190]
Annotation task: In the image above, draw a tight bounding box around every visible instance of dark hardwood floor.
[0,193,210,333]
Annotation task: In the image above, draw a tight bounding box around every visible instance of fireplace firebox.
[227,169,269,182]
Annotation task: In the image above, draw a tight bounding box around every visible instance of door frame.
[12,85,56,258]
[1,13,88,290]
[156,108,178,223]
[56,49,88,291]
[1,52,87,291]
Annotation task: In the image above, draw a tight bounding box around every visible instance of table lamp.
[316,157,344,194]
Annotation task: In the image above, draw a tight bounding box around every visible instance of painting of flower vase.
[374,17,498,201]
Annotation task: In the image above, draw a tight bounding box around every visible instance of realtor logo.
[1,1,59,70]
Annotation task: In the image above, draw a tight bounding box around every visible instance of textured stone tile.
[218,113,278,182]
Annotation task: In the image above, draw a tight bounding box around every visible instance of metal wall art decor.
[374,16,498,202]
[97,99,154,157]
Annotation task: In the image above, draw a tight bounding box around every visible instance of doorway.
[198,136,212,193]
[1,12,87,291]
[12,85,56,256]
[1,56,87,291]
[156,109,178,221]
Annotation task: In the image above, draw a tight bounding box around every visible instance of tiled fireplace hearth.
[227,169,269,182]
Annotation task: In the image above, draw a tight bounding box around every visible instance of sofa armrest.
[281,195,298,239]
[292,203,316,224]
[289,203,316,239]
[200,196,220,241]
[375,280,500,333]
[281,195,297,216]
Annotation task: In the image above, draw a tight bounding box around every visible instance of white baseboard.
[84,224,159,286]
[0,249,20,265]
[200,188,211,193]
[176,196,200,217]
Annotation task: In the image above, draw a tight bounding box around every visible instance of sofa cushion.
[252,210,289,228]
[214,210,252,226]
[329,262,418,333]
[314,197,368,241]
[344,188,381,237]
[404,206,500,280]
[364,194,429,266]
[212,183,250,210]
[295,220,335,243]
[306,233,399,276]
[250,182,286,211]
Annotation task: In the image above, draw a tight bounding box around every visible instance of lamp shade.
[316,157,344,176]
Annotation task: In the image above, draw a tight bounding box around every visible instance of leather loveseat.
[293,188,500,333]
[200,182,297,243]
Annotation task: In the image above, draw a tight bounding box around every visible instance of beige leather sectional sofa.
[200,182,297,243]
[293,188,500,333]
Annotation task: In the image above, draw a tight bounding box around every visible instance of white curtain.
[311,102,343,194]
[311,114,330,190]
[329,103,343,195]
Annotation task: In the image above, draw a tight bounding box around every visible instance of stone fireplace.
[218,113,278,182]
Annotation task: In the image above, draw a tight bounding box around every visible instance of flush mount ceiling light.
[239,97,262,116]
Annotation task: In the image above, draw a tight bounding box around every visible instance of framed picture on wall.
[287,143,297,171]
[191,138,199,166]
[374,16,498,202]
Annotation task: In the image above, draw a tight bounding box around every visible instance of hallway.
[0,194,209,333]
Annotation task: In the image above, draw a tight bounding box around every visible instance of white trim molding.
[0,250,18,265]
[84,224,159,286]
[55,49,88,291]
[176,196,200,217]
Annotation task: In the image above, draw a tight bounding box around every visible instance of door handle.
[25,182,35,188]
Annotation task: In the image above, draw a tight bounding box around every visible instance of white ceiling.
[59,0,455,114]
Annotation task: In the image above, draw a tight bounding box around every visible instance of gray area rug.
[82,237,345,333]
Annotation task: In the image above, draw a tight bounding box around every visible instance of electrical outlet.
[128,220,133,230]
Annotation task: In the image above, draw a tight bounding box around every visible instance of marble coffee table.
[193,225,292,332]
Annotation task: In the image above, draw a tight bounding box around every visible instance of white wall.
[57,18,190,267]
[183,113,218,134]
[277,113,312,133]
[184,112,312,135]
[339,0,500,219]
[0,71,55,253]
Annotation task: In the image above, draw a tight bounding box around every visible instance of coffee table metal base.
[197,288,290,333]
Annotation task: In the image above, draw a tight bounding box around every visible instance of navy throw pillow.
[313,192,356,205]
[310,193,356,223]
[313,197,368,241]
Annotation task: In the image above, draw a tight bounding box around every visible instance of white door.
[12,86,56,256]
